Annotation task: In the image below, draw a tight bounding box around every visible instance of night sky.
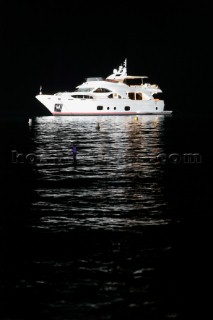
[1,0,211,116]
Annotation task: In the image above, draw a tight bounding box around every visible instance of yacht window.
[125,106,130,111]
[128,92,135,100]
[83,95,93,99]
[153,93,163,100]
[71,95,93,99]
[136,93,143,100]
[97,106,103,110]
[75,88,94,92]
[113,93,122,98]
[94,88,111,93]
[108,93,122,98]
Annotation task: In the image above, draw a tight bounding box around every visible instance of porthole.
[125,106,130,111]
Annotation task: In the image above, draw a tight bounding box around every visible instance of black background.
[0,0,211,116]
[0,2,213,319]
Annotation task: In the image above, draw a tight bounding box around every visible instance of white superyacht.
[36,60,172,116]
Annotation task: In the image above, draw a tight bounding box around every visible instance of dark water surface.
[0,115,212,320]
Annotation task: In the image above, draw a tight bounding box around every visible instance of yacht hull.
[36,95,172,116]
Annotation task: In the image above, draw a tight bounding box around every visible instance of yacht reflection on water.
[31,115,168,175]
[30,114,171,231]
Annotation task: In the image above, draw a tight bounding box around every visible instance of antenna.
[39,85,42,95]
[123,58,127,74]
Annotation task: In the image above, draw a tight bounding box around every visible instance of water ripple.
[28,115,173,232]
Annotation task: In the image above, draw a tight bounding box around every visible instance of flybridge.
[86,61,148,83]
